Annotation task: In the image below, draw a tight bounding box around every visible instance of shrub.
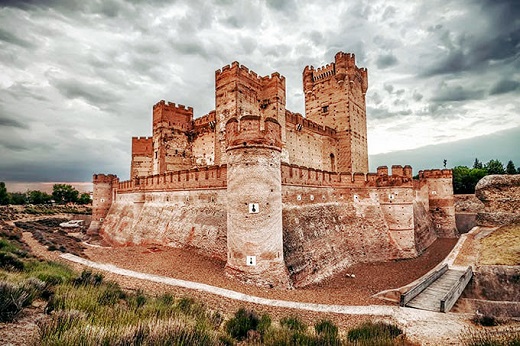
[0,281,33,322]
[472,313,498,327]
[0,251,24,271]
[97,282,126,306]
[280,315,307,332]
[225,308,260,341]
[72,269,103,287]
[347,321,403,342]
[315,319,339,338]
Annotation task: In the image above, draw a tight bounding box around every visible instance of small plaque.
[246,256,256,266]
[248,203,259,213]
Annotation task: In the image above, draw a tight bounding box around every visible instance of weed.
[347,321,403,343]
[0,251,24,271]
[225,307,260,341]
[460,326,520,346]
[0,280,33,322]
[280,315,307,332]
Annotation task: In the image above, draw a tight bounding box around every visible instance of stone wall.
[100,189,227,260]
[281,183,437,287]
[475,175,520,226]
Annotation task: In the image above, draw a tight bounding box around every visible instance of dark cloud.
[0,115,28,129]
[367,106,412,120]
[0,28,34,48]
[422,0,520,77]
[489,79,520,95]
[431,84,485,102]
[50,78,122,108]
[376,53,398,69]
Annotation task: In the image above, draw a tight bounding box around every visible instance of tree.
[52,184,79,204]
[506,160,516,175]
[8,192,27,205]
[78,193,91,205]
[443,159,447,168]
[452,166,488,194]
[473,158,483,169]
[27,190,52,204]
[0,182,9,205]
[485,159,505,174]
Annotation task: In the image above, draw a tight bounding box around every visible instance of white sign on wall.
[248,203,259,213]
[246,256,256,266]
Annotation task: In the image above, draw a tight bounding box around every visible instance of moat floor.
[84,238,457,306]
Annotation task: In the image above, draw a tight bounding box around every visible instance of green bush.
[97,282,126,306]
[0,251,24,271]
[280,315,307,332]
[315,319,339,339]
[72,269,103,287]
[225,308,260,341]
[347,321,403,342]
[0,281,34,322]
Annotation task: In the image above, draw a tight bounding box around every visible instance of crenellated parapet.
[153,100,194,132]
[93,173,119,184]
[418,169,453,179]
[225,116,282,152]
[280,164,414,188]
[131,137,153,155]
[193,111,216,132]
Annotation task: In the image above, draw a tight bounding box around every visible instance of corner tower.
[224,115,290,289]
[214,62,286,165]
[303,52,368,173]
[87,174,118,235]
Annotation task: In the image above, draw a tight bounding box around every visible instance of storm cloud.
[0,0,519,182]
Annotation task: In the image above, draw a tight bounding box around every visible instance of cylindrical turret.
[225,116,290,288]
[88,174,118,235]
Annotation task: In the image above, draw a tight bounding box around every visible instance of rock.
[475,175,520,227]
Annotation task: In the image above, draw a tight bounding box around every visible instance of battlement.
[153,99,194,131]
[131,137,153,156]
[215,61,285,89]
[93,174,119,184]
[303,51,368,94]
[225,115,282,151]
[285,110,336,137]
[153,100,193,112]
[419,169,453,179]
[280,164,414,188]
[118,165,227,192]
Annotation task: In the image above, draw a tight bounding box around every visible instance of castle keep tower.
[214,62,286,165]
[224,115,290,288]
[152,100,194,174]
[303,52,368,173]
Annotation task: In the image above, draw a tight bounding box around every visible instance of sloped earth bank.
[4,228,476,345]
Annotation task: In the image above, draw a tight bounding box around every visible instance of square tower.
[303,52,369,173]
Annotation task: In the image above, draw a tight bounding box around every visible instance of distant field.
[5,181,93,193]
[479,223,520,265]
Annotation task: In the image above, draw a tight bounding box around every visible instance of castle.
[90,52,457,289]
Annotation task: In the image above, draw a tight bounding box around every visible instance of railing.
[440,266,473,312]
[400,264,448,307]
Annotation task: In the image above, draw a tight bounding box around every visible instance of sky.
[0,0,519,184]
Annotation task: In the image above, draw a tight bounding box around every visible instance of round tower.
[88,174,118,235]
[224,115,291,289]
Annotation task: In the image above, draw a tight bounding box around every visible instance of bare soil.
[82,238,457,306]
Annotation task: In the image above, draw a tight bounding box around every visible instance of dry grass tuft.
[479,223,520,265]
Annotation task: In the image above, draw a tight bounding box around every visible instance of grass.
[0,231,412,345]
[460,327,520,346]
[479,223,520,265]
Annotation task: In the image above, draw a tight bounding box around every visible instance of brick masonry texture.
[90,52,457,288]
